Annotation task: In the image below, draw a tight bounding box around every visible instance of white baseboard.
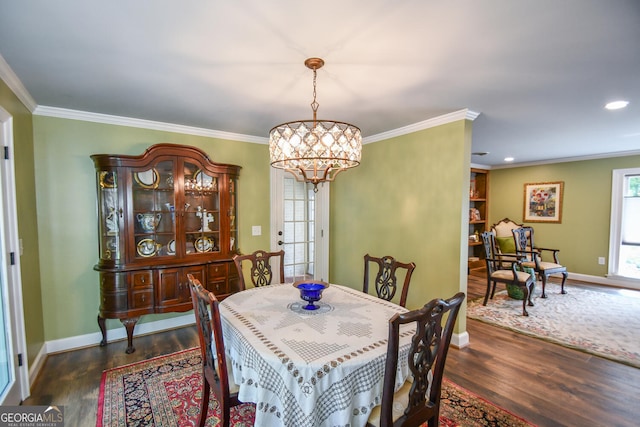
[32,274,627,389]
[566,271,640,290]
[451,331,470,349]
[25,314,194,389]
[28,345,48,388]
[31,314,193,359]
[44,314,195,354]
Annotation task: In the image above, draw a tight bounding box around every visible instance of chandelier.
[269,58,362,191]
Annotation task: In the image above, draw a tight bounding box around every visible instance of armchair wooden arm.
[533,246,562,264]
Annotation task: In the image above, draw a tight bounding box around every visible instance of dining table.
[218,282,414,427]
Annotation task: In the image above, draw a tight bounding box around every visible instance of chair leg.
[527,282,535,307]
[490,281,498,299]
[521,293,529,316]
[198,374,210,427]
[540,274,548,298]
[520,284,531,316]
[560,271,568,294]
[483,279,492,305]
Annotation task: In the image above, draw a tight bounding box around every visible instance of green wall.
[490,155,640,276]
[331,120,472,332]
[32,116,270,341]
[0,80,45,367]
[29,115,473,345]
[4,77,475,356]
[10,67,637,361]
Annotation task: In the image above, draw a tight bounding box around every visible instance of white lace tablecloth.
[219,283,412,427]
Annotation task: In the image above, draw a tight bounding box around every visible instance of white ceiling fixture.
[605,100,630,110]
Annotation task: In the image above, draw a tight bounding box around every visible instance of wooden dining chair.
[512,226,568,298]
[363,254,416,307]
[480,231,535,316]
[187,274,241,427]
[367,292,466,427]
[233,249,285,290]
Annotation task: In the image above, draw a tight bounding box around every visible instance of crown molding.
[470,162,491,170]
[4,58,482,148]
[491,149,640,169]
[364,109,480,144]
[34,105,481,146]
[0,54,38,112]
[33,106,268,144]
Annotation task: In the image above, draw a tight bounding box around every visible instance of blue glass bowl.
[293,281,329,310]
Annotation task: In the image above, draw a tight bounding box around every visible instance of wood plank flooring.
[23,272,640,427]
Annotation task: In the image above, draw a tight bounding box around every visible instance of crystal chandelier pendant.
[269,58,362,191]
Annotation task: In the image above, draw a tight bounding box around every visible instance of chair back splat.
[368,292,465,427]
[363,254,416,307]
[233,249,285,290]
[188,274,241,427]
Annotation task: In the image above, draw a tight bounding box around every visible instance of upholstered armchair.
[490,218,523,267]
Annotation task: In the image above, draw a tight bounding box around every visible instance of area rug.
[467,282,640,368]
[97,348,535,427]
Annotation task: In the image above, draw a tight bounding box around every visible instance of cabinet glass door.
[97,170,120,261]
[229,177,237,253]
[131,160,176,259]
[183,161,220,255]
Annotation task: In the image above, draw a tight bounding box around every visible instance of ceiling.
[1,0,638,167]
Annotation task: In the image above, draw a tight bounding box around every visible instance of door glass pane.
[282,177,315,281]
[619,174,640,278]
[97,171,120,261]
[0,275,11,400]
[183,161,220,255]
[132,160,176,258]
[229,178,238,252]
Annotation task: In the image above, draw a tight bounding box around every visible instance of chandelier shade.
[268,58,362,190]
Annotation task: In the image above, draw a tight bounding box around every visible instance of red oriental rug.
[97,348,535,426]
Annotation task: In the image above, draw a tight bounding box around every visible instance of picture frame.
[523,181,564,223]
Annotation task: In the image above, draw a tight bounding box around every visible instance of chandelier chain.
[311,68,319,123]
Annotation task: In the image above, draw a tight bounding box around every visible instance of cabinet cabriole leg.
[98,315,107,346]
[121,317,139,354]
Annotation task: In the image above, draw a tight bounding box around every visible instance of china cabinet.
[468,168,489,270]
[92,143,241,353]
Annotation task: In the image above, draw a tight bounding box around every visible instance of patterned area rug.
[468,282,640,368]
[97,348,534,426]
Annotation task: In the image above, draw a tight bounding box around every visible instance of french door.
[0,107,28,404]
[609,168,640,280]
[270,169,329,282]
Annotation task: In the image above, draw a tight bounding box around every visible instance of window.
[609,168,640,280]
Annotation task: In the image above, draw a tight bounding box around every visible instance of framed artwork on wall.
[523,181,564,223]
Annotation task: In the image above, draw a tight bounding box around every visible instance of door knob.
[278,240,284,246]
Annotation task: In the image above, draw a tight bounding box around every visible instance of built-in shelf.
[469,168,489,270]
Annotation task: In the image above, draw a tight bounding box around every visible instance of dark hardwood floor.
[24,272,639,427]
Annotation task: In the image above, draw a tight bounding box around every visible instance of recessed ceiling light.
[504,157,514,162]
[605,100,629,110]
